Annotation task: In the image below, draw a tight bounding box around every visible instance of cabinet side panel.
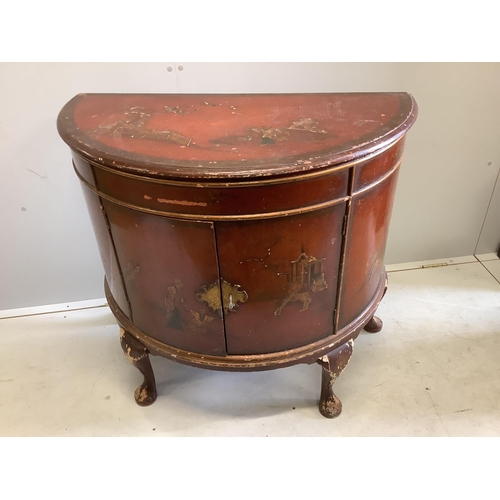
[216,204,345,355]
[101,201,226,356]
[338,170,400,329]
[80,186,131,317]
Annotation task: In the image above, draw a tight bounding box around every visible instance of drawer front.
[214,204,346,355]
[90,161,349,219]
[101,201,226,356]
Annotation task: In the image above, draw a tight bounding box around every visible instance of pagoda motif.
[274,248,328,316]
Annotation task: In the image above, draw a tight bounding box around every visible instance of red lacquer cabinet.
[58,93,417,418]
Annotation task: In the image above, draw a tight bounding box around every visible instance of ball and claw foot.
[364,315,383,333]
[317,339,354,419]
[119,328,157,406]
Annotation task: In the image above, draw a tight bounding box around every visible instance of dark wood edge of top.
[76,136,402,189]
[58,92,418,182]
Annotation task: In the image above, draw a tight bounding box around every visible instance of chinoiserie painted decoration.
[58,92,417,418]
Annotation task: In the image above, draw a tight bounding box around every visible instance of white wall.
[1,62,499,310]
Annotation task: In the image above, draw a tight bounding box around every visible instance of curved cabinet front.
[77,137,403,359]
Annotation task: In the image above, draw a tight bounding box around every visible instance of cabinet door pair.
[101,200,346,356]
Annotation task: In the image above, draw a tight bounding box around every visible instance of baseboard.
[385,255,477,273]
[0,298,108,320]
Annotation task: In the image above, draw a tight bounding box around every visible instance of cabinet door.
[214,204,346,355]
[102,201,226,356]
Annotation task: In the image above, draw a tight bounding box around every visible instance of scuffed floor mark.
[90,367,104,394]
[25,168,47,179]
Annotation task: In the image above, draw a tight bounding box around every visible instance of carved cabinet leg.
[317,339,354,419]
[119,328,157,406]
[364,315,383,333]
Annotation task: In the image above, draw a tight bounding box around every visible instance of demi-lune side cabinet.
[58,92,417,418]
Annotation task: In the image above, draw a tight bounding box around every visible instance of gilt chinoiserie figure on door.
[58,92,417,418]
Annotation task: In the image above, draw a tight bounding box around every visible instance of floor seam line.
[478,261,500,286]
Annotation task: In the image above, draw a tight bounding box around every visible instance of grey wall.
[475,167,500,256]
[1,62,499,310]
[0,63,177,310]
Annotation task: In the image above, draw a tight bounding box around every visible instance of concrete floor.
[1,255,500,436]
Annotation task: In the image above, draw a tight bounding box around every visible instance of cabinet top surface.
[58,92,417,180]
